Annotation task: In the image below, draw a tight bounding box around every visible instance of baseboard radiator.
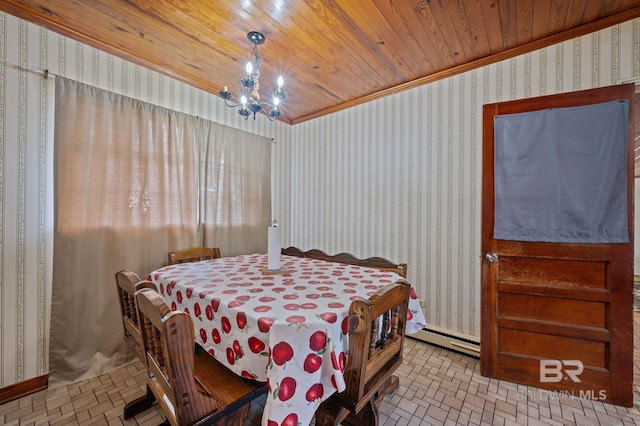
[410,325,480,358]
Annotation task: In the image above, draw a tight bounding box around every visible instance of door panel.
[481,85,634,407]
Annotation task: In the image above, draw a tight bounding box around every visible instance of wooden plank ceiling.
[3,1,640,124]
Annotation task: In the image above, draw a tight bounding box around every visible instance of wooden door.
[481,84,634,407]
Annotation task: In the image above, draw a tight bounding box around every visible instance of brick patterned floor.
[1,314,640,425]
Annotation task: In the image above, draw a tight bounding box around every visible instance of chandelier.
[218,31,287,121]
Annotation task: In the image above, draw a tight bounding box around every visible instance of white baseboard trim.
[409,326,480,358]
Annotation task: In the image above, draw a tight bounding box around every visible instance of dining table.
[148,253,426,426]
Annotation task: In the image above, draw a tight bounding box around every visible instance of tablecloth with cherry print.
[148,254,426,426]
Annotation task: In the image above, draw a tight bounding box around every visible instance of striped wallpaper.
[1,11,639,389]
[286,19,640,341]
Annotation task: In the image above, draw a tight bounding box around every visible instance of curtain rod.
[39,67,640,89]
[33,67,276,142]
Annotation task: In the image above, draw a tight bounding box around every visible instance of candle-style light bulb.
[224,86,228,92]
[240,95,247,106]
[246,62,253,75]
[273,96,280,106]
[277,76,284,90]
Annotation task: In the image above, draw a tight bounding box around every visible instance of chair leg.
[315,398,349,426]
[123,383,157,419]
[344,399,379,426]
[374,375,399,409]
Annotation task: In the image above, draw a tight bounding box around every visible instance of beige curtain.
[199,124,271,256]
[50,77,271,386]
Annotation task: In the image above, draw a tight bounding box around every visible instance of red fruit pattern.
[221,316,232,333]
[271,342,294,366]
[309,331,327,352]
[257,317,274,332]
[276,377,296,401]
[303,353,322,373]
[305,383,324,402]
[236,312,247,329]
[273,414,298,426]
[226,347,235,365]
[285,315,306,324]
[248,337,266,354]
[341,316,349,335]
[233,340,243,358]
[319,312,337,323]
[227,300,244,308]
[211,298,221,312]
[211,328,221,344]
[148,253,426,426]
[331,351,339,370]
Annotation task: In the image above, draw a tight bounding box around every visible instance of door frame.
[480,84,635,407]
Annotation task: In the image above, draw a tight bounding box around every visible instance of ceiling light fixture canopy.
[218,31,287,121]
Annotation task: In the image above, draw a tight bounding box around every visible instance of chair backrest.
[136,288,218,425]
[281,247,407,278]
[168,247,221,265]
[281,246,306,258]
[115,270,157,363]
[340,281,411,414]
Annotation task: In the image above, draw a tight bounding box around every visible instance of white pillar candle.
[268,222,281,270]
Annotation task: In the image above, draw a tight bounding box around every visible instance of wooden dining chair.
[281,247,408,278]
[168,247,221,265]
[114,270,158,418]
[281,246,306,258]
[314,281,412,426]
[135,288,267,426]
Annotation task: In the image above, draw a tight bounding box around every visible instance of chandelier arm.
[223,99,240,108]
